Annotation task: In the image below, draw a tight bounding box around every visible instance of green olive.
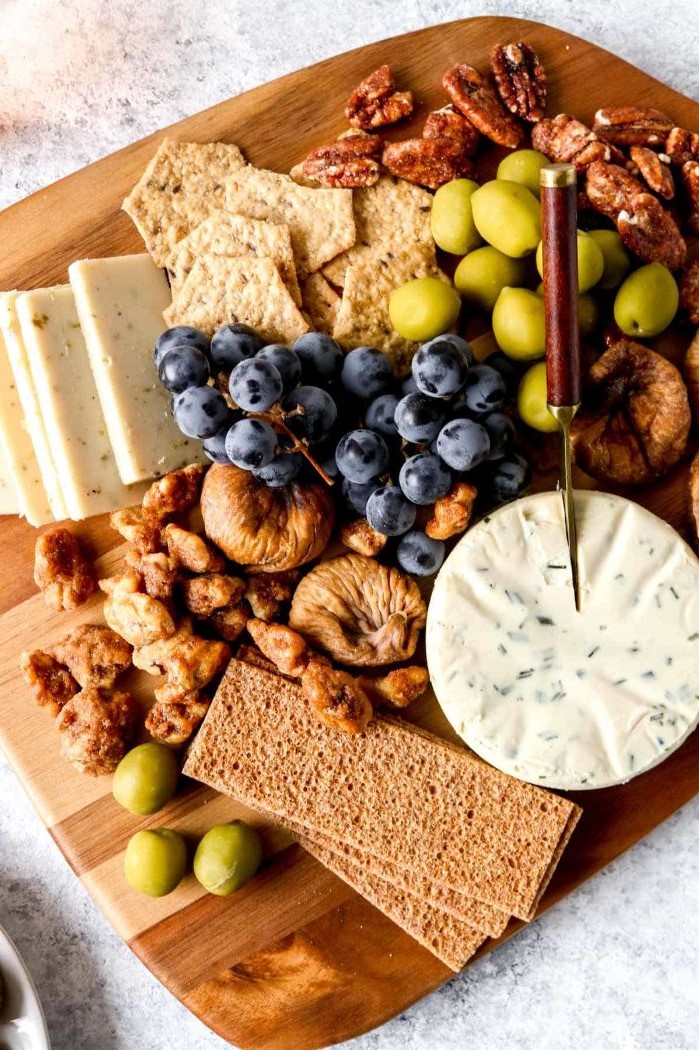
[535,230,604,293]
[517,362,558,433]
[492,287,546,360]
[614,262,679,337]
[124,828,187,897]
[470,180,541,258]
[454,247,528,312]
[430,179,481,255]
[388,277,461,341]
[113,743,180,816]
[193,822,262,896]
[496,149,549,198]
[587,229,632,289]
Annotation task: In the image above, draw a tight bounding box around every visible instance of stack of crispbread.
[183,659,582,971]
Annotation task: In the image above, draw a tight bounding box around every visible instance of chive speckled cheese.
[427,491,699,790]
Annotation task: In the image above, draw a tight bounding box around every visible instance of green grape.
[124,828,188,897]
[492,287,546,360]
[614,262,679,337]
[454,247,528,312]
[496,149,549,198]
[470,180,541,258]
[388,277,461,341]
[587,229,632,289]
[578,293,599,338]
[517,362,558,433]
[535,230,604,292]
[430,178,481,255]
[193,822,263,896]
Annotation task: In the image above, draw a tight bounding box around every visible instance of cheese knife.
[540,162,582,612]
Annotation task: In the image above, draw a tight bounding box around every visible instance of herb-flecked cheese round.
[426,491,699,790]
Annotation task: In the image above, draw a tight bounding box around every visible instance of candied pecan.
[683,331,699,420]
[56,686,138,775]
[490,41,546,122]
[345,64,414,131]
[442,63,523,148]
[681,160,699,234]
[20,650,79,716]
[618,193,686,270]
[531,114,619,172]
[339,518,387,557]
[689,451,699,546]
[133,619,194,675]
[50,624,132,688]
[246,619,309,677]
[382,138,477,190]
[160,635,230,692]
[423,105,480,154]
[209,603,251,642]
[571,340,691,486]
[135,552,179,600]
[666,127,699,165]
[146,696,210,746]
[425,481,477,540]
[244,572,296,621]
[593,106,673,147]
[628,145,675,199]
[103,590,176,647]
[182,573,246,618]
[356,666,429,710]
[163,523,226,574]
[141,464,206,520]
[301,658,372,734]
[34,529,95,611]
[98,568,142,596]
[679,260,699,326]
[302,148,379,189]
[110,506,161,554]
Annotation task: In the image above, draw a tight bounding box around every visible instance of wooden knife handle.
[540,164,581,408]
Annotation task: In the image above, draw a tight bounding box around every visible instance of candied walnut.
[679,260,699,326]
[98,568,142,597]
[666,127,699,165]
[245,572,295,621]
[345,64,414,131]
[683,331,699,419]
[531,114,620,172]
[301,658,372,734]
[689,451,699,546]
[593,106,673,147]
[302,132,382,189]
[628,145,674,199]
[247,619,309,677]
[681,161,699,235]
[182,573,246,617]
[137,552,179,600]
[133,619,194,675]
[201,465,335,573]
[289,553,426,667]
[141,464,206,520]
[146,696,210,746]
[357,666,430,710]
[382,137,477,190]
[163,523,226,574]
[339,518,387,557]
[110,506,161,554]
[34,529,95,611]
[490,41,546,122]
[103,589,176,647]
[442,63,523,148]
[425,481,477,540]
[56,686,138,775]
[422,105,480,154]
[209,603,251,642]
[20,651,78,716]
[571,340,691,486]
[50,624,132,688]
[159,634,230,692]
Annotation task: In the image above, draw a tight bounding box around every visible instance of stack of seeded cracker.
[122,139,445,373]
[183,659,582,971]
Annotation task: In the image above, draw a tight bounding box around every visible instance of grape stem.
[250,405,334,487]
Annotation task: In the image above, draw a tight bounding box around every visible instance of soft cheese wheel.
[427,491,699,790]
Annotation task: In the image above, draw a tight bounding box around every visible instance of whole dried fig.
[571,339,690,486]
[201,464,335,573]
[289,553,426,667]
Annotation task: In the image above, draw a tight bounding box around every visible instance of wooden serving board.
[1,15,699,1050]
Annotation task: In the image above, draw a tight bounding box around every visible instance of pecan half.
[442,63,523,148]
[20,650,79,716]
[681,160,699,235]
[593,106,673,146]
[628,145,675,199]
[110,506,162,554]
[163,523,226,574]
[244,571,297,621]
[339,518,388,557]
[146,696,210,746]
[666,127,699,165]
[356,666,429,710]
[531,114,620,172]
[209,603,250,642]
[246,619,310,677]
[34,528,96,611]
[585,160,645,218]
[50,624,132,688]
[182,573,246,618]
[301,657,373,734]
[302,132,382,188]
[679,259,699,326]
[689,451,699,546]
[142,464,206,520]
[490,41,546,122]
[345,64,413,131]
[382,138,477,190]
[423,105,480,154]
[425,481,477,540]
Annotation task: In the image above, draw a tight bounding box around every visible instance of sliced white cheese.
[0,292,66,522]
[69,254,204,485]
[0,444,19,515]
[427,491,699,790]
[16,286,146,520]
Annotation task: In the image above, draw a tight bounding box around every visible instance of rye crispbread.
[183,660,581,919]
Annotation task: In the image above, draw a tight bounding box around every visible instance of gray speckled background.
[1,1,699,1048]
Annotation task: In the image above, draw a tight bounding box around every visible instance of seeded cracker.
[167,211,302,305]
[163,256,310,341]
[300,273,341,334]
[225,168,355,277]
[122,139,246,266]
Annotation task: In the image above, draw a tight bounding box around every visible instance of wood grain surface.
[1,15,699,1050]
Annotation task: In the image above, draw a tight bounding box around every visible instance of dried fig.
[201,464,335,573]
[289,553,426,667]
[571,339,690,486]
[689,451,699,546]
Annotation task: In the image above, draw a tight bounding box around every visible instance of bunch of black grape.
[155,323,530,577]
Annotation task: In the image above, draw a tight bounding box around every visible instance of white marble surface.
[1,1,699,1047]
